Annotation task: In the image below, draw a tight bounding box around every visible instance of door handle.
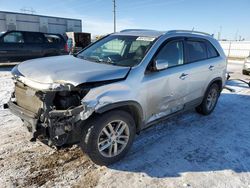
[209,65,215,71]
[179,73,188,80]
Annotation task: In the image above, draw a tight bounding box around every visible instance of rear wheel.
[196,83,220,115]
[79,110,136,165]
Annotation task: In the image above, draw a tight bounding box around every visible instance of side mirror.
[154,59,169,71]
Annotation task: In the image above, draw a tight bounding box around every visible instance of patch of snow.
[0,63,250,187]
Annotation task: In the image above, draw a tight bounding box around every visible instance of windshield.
[77,35,156,67]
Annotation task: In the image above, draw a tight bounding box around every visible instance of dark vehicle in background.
[65,32,91,53]
[0,30,68,62]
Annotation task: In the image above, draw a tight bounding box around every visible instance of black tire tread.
[196,83,220,115]
[79,110,136,165]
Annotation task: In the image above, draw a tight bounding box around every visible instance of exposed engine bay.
[6,80,91,147]
[4,61,131,148]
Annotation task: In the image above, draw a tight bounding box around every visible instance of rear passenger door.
[23,32,47,59]
[183,38,219,104]
[45,34,66,55]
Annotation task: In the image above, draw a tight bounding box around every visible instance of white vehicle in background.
[243,56,250,75]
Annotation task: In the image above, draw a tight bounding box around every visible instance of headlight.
[16,76,74,91]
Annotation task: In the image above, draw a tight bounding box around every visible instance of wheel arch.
[208,77,223,92]
[201,77,223,103]
[95,101,144,133]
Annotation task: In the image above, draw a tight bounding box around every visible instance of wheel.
[79,110,136,165]
[196,83,220,115]
[242,70,249,75]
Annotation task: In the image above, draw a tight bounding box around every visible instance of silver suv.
[5,29,227,165]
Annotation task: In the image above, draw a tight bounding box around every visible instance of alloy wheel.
[98,120,130,158]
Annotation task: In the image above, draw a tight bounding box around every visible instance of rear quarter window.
[44,34,63,44]
[206,41,219,58]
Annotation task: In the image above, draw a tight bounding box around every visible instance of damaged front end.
[4,74,95,147]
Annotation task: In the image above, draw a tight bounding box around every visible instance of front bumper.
[4,100,89,145]
[4,101,41,140]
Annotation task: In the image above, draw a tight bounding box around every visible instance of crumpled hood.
[16,55,130,86]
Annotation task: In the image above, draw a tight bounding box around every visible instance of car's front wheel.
[79,110,136,165]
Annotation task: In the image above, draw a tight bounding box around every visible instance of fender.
[207,77,223,91]
[95,100,144,132]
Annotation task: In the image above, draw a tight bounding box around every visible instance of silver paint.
[12,30,227,126]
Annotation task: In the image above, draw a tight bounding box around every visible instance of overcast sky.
[1,0,250,40]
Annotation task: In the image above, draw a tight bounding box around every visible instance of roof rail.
[120,29,157,33]
[167,30,212,36]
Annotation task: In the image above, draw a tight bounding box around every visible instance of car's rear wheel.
[196,83,220,115]
[79,110,136,165]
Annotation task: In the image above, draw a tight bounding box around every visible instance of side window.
[3,32,24,43]
[206,42,219,58]
[155,41,184,68]
[45,34,62,44]
[186,41,207,63]
[24,33,45,43]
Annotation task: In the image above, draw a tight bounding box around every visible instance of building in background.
[0,11,82,34]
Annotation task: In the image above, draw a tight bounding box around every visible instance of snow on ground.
[0,62,250,188]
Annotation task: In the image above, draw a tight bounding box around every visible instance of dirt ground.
[0,61,250,188]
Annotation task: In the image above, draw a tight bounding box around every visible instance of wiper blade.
[77,55,98,63]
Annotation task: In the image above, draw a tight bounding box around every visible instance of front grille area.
[15,82,42,114]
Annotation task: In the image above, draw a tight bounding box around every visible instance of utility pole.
[218,26,222,41]
[235,29,239,41]
[113,0,116,33]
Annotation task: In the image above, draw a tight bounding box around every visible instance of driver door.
[143,38,190,124]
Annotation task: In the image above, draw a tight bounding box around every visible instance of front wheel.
[79,110,136,165]
[196,83,220,115]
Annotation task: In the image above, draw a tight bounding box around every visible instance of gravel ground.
[0,61,250,188]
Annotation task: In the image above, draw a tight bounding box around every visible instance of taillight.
[64,43,68,52]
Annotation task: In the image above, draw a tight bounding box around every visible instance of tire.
[196,83,220,115]
[242,70,249,75]
[79,110,136,165]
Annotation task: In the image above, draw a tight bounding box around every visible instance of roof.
[117,29,165,37]
[117,29,213,38]
[0,10,81,22]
